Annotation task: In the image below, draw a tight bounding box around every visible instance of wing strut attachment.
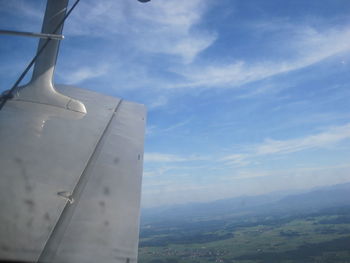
[0,0,86,113]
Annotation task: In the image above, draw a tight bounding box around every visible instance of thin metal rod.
[0,29,64,40]
[0,0,81,111]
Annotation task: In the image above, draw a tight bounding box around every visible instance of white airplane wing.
[0,1,146,263]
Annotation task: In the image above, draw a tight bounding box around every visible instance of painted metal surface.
[12,0,86,113]
[0,85,146,262]
[47,100,146,263]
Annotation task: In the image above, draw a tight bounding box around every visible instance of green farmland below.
[138,183,350,263]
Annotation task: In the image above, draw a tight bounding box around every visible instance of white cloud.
[173,24,350,89]
[222,123,350,167]
[1,1,43,22]
[221,154,250,167]
[141,164,350,207]
[148,123,350,169]
[145,152,205,163]
[158,34,216,64]
[58,64,109,84]
[129,0,216,63]
[162,119,191,132]
[148,96,168,110]
[143,167,172,177]
[66,0,216,63]
[146,119,191,136]
[143,122,350,207]
[146,125,157,136]
[0,1,45,38]
[145,153,188,163]
[255,123,350,155]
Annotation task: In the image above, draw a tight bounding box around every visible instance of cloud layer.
[222,123,350,167]
[174,25,350,89]
[66,0,216,63]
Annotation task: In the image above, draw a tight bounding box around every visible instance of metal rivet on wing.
[57,191,74,204]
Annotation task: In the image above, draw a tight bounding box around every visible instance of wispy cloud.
[145,152,206,163]
[221,154,251,167]
[131,1,216,63]
[143,167,172,177]
[222,123,350,167]
[66,0,216,63]
[147,119,191,136]
[39,2,350,94]
[144,165,204,177]
[173,24,350,89]
[58,64,109,84]
[161,119,191,132]
[142,163,350,207]
[145,153,188,163]
[147,123,350,168]
[255,123,350,155]
[0,1,43,23]
[148,96,168,110]
[0,1,44,52]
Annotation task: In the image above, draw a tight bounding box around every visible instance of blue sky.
[1,0,350,207]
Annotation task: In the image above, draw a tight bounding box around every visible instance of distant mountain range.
[141,182,350,225]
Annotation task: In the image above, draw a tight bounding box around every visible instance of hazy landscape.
[139,183,350,263]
